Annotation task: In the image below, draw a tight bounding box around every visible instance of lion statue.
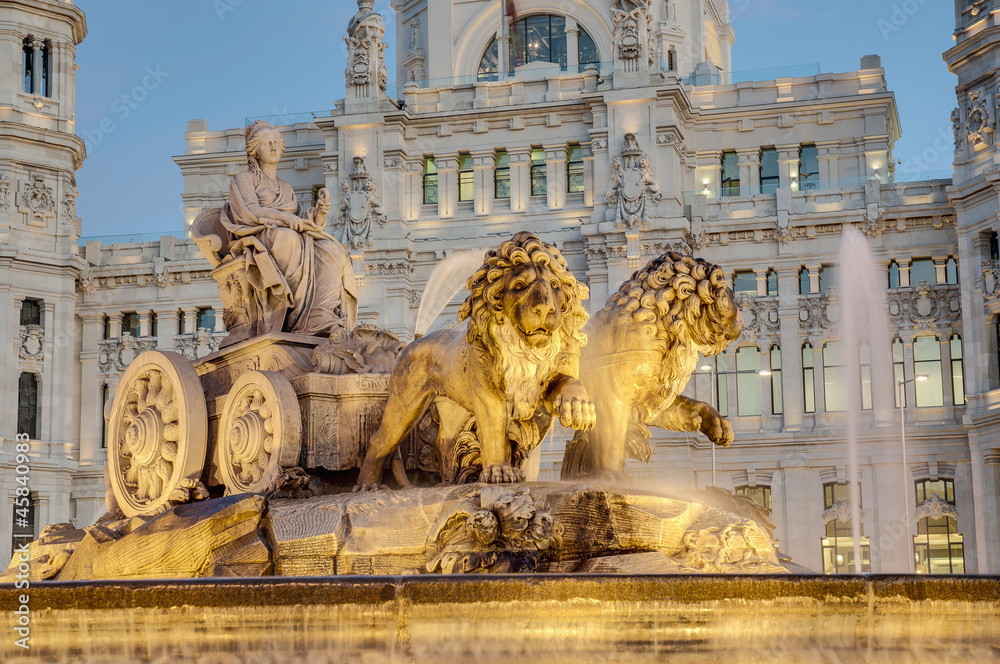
[562,251,743,478]
[356,232,596,489]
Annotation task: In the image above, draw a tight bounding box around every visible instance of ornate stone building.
[2,0,997,576]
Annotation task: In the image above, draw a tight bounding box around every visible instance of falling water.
[838,226,895,573]
[414,249,487,337]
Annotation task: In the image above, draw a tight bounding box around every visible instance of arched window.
[799,267,811,295]
[478,15,601,81]
[821,483,870,574]
[766,269,778,296]
[887,260,900,289]
[914,479,964,574]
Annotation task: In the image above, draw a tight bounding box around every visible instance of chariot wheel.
[217,370,302,495]
[108,350,208,517]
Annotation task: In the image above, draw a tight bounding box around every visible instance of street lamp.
[898,374,928,573]
[699,364,772,486]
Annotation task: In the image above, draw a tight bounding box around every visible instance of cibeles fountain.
[3,121,999,662]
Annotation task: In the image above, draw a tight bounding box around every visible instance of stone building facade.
[2,0,998,576]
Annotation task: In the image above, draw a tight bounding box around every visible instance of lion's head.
[609,251,742,356]
[459,232,589,357]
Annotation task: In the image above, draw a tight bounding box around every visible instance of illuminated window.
[821,483,870,574]
[567,144,584,193]
[888,260,900,288]
[802,343,815,413]
[732,270,757,296]
[735,485,772,511]
[494,150,510,199]
[721,151,740,197]
[799,144,819,189]
[910,258,936,285]
[913,336,943,407]
[20,299,41,327]
[735,346,761,417]
[760,147,779,194]
[770,345,782,415]
[860,341,872,410]
[18,372,39,440]
[478,15,600,80]
[913,479,964,574]
[951,335,965,406]
[423,156,438,205]
[823,341,846,412]
[530,147,547,196]
[458,153,474,202]
[766,269,778,296]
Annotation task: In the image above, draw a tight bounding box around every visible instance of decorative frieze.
[363,261,412,276]
[737,295,779,341]
[335,156,387,250]
[798,290,839,335]
[98,333,157,373]
[19,324,44,361]
[173,329,221,361]
[887,283,962,330]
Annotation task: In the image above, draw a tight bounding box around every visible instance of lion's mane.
[458,231,589,387]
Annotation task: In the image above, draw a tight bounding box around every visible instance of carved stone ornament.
[675,515,777,574]
[98,333,157,373]
[345,0,389,96]
[799,289,839,334]
[737,294,779,341]
[173,329,221,361]
[21,173,54,224]
[611,0,652,71]
[952,107,964,151]
[0,172,10,214]
[335,156,387,250]
[887,283,961,330]
[19,324,44,361]
[821,497,862,525]
[425,485,564,574]
[966,90,991,145]
[312,322,405,375]
[606,133,663,229]
[914,494,959,523]
[983,259,1000,305]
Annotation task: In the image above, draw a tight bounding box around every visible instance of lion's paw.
[479,463,525,484]
[353,483,391,493]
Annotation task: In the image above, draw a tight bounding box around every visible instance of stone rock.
[0,523,86,581]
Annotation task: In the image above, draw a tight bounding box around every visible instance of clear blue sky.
[74,0,955,238]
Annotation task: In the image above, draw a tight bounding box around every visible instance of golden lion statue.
[357,232,596,489]
[562,251,743,478]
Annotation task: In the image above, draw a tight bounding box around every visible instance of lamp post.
[898,374,928,573]
[699,364,772,487]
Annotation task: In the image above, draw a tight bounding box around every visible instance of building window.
[798,144,819,189]
[799,267,811,295]
[494,151,511,199]
[735,485,772,511]
[893,337,906,407]
[802,343,815,413]
[121,312,140,338]
[20,299,42,327]
[823,341,846,413]
[478,14,600,80]
[530,147,547,196]
[21,38,51,97]
[914,479,964,574]
[946,257,959,285]
[714,354,728,417]
[732,270,757,296]
[910,258,936,285]
[766,269,778,296]
[819,265,837,293]
[42,42,51,97]
[860,341,872,410]
[950,335,965,406]
[178,311,187,335]
[721,150,740,197]
[22,38,32,94]
[736,346,761,417]
[17,372,39,440]
[458,153,474,202]
[991,231,999,261]
[149,312,158,338]
[667,46,676,71]
[760,147,779,194]
[821,483,870,574]
[422,156,438,205]
[103,315,111,340]
[913,335,943,407]
[197,307,216,332]
[888,260,900,288]
[567,144,584,193]
[769,346,782,415]
[101,383,111,449]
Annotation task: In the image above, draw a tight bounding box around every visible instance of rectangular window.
[893,338,906,408]
[951,335,965,406]
[21,39,32,94]
[802,343,815,413]
[909,258,936,285]
[715,355,728,418]
[914,336,943,407]
[494,150,511,199]
[760,147,779,194]
[823,341,846,413]
[197,307,216,332]
[567,144,584,193]
[530,147,547,196]
[736,346,762,417]
[721,151,740,197]
[766,269,778,297]
[423,156,438,205]
[101,383,110,449]
[735,485,772,511]
[799,144,819,189]
[770,346,783,415]
[946,257,959,285]
[860,341,872,410]
[18,372,38,440]
[888,261,900,288]
[41,42,51,97]
[103,315,111,340]
[799,268,811,295]
[819,265,838,293]
[121,312,140,338]
[914,480,964,574]
[149,312,158,338]
[458,153,474,202]
[732,271,757,297]
[20,299,41,327]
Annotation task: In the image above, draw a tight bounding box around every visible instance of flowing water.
[414,249,487,336]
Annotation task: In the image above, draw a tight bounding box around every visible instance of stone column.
[940,336,954,408]
[566,22,580,72]
[30,38,44,96]
[472,150,494,217]
[806,264,821,293]
[582,143,595,208]
[108,313,122,339]
[777,145,799,188]
[508,147,531,214]
[545,144,568,210]
[933,257,948,284]
[901,334,916,410]
[899,263,911,287]
[777,269,803,430]
[737,149,759,197]
[812,343,825,421]
[138,312,151,338]
[78,314,104,464]
[760,346,774,427]
[182,309,197,337]
[155,310,180,350]
[436,154,458,219]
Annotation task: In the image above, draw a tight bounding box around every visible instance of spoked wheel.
[107,350,208,517]
[217,370,302,495]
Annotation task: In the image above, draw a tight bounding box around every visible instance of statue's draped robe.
[221,171,358,336]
